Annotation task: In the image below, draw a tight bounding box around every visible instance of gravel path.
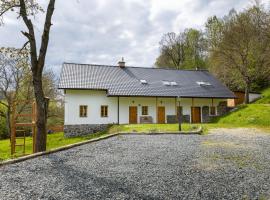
[0,128,269,199]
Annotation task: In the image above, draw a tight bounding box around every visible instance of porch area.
[118,96,227,124]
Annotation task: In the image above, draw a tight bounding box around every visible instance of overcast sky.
[0,0,269,73]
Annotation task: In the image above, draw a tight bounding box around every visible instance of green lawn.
[0,131,111,161]
[109,123,200,133]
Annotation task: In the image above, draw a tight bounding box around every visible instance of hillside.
[215,88,270,128]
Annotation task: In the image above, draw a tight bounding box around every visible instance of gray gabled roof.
[58,63,235,98]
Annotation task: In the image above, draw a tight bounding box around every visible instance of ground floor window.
[79,105,87,117]
[142,106,148,115]
[101,105,108,117]
[210,106,216,115]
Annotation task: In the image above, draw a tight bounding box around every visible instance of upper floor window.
[101,105,108,117]
[142,106,148,115]
[79,105,87,117]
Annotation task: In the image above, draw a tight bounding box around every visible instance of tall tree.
[156,32,186,69]
[206,5,270,103]
[184,29,207,69]
[0,0,56,152]
[0,47,31,138]
[155,29,207,70]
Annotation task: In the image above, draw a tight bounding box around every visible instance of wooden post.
[156,97,158,124]
[178,99,181,131]
[10,102,16,156]
[44,97,50,151]
[175,97,177,117]
[191,98,194,123]
[117,96,120,124]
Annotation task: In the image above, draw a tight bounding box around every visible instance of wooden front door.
[129,106,137,124]
[157,106,165,124]
[191,107,201,123]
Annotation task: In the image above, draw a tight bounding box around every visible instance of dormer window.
[140,79,147,84]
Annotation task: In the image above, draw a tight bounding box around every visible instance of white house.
[59,61,235,136]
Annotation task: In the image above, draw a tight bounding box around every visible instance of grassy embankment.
[212,87,270,131]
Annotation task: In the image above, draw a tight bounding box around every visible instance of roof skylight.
[170,81,178,86]
[162,80,178,86]
[162,81,170,86]
[196,81,212,86]
[140,79,147,84]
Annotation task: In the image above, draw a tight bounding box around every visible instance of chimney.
[118,57,125,68]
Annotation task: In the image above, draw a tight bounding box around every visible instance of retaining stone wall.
[182,115,190,123]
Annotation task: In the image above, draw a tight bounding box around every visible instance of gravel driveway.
[0,128,269,200]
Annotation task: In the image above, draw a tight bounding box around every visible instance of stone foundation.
[182,115,190,123]
[166,114,190,123]
[217,101,229,116]
[167,115,177,124]
[64,124,110,137]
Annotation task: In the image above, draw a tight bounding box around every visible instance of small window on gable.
[210,106,216,116]
[142,106,148,115]
[101,105,108,117]
[80,105,87,117]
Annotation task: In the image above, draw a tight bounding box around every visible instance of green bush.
[0,116,8,139]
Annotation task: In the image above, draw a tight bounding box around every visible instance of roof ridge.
[63,62,209,72]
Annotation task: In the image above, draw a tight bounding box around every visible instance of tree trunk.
[33,75,49,152]
[6,106,11,140]
[244,82,250,104]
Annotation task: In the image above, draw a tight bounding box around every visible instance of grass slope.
[256,87,270,104]
[216,104,270,127]
[214,87,270,129]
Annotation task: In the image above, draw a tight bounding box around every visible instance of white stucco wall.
[64,89,225,125]
[64,90,118,125]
